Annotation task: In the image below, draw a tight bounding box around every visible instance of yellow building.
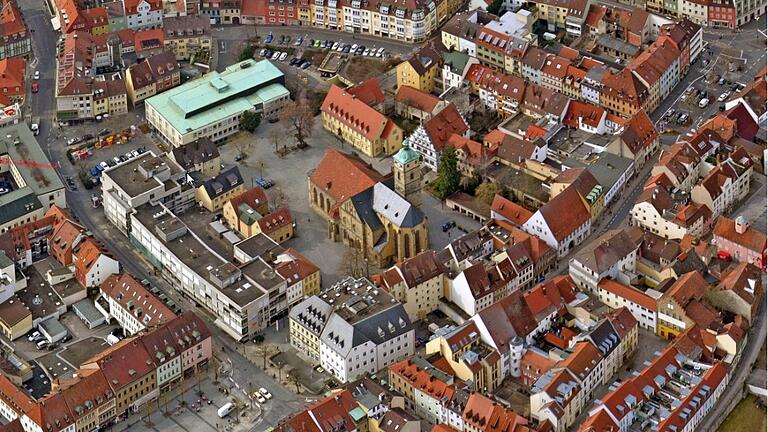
[396,44,442,93]
[321,85,403,157]
[223,186,270,234]
[425,321,502,392]
[310,0,344,30]
[163,16,212,61]
[194,167,245,212]
[0,298,32,341]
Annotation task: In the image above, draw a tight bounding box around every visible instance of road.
[19,2,308,429]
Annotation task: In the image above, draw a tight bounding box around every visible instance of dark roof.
[171,138,219,170]
[354,303,413,345]
[0,191,43,225]
[200,166,243,199]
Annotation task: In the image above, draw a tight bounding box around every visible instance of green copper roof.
[146,59,289,136]
[443,50,471,74]
[393,141,420,165]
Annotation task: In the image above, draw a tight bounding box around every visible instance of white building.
[125,0,164,30]
[101,152,194,235]
[407,103,469,171]
[568,230,639,294]
[319,277,414,383]
[597,279,658,331]
[522,186,592,258]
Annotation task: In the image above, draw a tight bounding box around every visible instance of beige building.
[0,298,32,340]
[375,250,446,321]
[163,15,212,61]
[194,167,244,212]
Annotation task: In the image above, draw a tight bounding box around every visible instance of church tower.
[392,142,422,206]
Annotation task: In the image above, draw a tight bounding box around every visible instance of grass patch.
[718,395,766,432]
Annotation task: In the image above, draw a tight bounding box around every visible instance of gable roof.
[537,185,590,242]
[171,138,219,170]
[309,148,387,215]
[474,291,537,349]
[713,215,767,254]
[321,85,394,142]
[348,78,385,107]
[423,103,469,151]
[395,85,441,113]
[490,195,532,226]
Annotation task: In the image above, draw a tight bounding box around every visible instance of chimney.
[735,215,748,234]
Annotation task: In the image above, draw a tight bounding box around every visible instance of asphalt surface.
[16,3,767,429]
[19,2,308,428]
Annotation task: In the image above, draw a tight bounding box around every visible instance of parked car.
[677,113,689,124]
[255,393,267,404]
[255,177,273,188]
[259,48,267,57]
[717,91,730,102]
[259,388,272,399]
[300,60,311,69]
[265,32,273,44]
[33,70,39,80]
[441,221,456,232]
[99,161,109,170]
[342,45,351,53]
[356,46,365,55]
[294,36,303,46]
[350,44,358,52]
[368,47,377,56]
[36,340,49,350]
[98,128,111,136]
[698,98,709,108]
[28,331,42,342]
[363,48,370,56]
[279,52,288,61]
[271,51,281,60]
[718,77,727,85]
[314,39,321,48]
[376,47,385,57]
[31,82,39,93]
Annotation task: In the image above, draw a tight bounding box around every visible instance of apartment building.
[0,0,31,60]
[691,148,753,218]
[99,273,177,335]
[375,250,446,321]
[523,185,592,258]
[101,151,194,235]
[124,0,163,30]
[125,51,180,105]
[713,215,766,271]
[0,58,25,104]
[396,44,442,93]
[569,229,639,294]
[408,103,469,171]
[316,277,414,383]
[162,15,212,61]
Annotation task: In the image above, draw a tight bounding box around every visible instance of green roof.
[349,406,366,422]
[238,203,263,225]
[443,50,471,74]
[146,59,289,136]
[393,142,421,165]
[0,123,64,198]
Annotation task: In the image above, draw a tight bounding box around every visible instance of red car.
[31,82,39,93]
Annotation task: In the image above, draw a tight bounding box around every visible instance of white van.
[217,402,235,418]
[698,98,709,108]
[36,340,49,350]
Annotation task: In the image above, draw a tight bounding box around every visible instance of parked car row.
[89,148,146,179]
[264,31,387,57]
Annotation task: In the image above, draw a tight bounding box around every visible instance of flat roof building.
[146,59,290,147]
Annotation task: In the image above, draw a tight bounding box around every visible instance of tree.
[280,92,316,148]
[287,370,302,393]
[487,0,504,17]
[240,111,261,132]
[238,45,255,61]
[433,146,460,200]
[234,136,254,162]
[269,129,282,154]
[475,182,502,205]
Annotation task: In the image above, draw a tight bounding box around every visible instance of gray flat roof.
[39,317,67,337]
[133,205,269,308]
[72,299,104,325]
[18,267,65,320]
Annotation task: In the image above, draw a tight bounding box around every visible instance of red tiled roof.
[73,237,105,278]
[123,0,162,14]
[724,102,759,141]
[348,78,385,107]
[664,271,707,306]
[541,55,571,80]
[490,195,532,226]
[621,110,658,153]
[462,392,530,432]
[309,148,386,216]
[713,216,767,254]
[537,185,590,242]
[0,58,25,98]
[257,207,293,235]
[274,248,320,285]
[563,100,605,129]
[395,85,440,113]
[598,279,657,311]
[229,186,268,215]
[560,341,602,381]
[322,85,393,142]
[424,104,469,151]
[100,273,177,327]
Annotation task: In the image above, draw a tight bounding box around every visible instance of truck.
[30,117,40,136]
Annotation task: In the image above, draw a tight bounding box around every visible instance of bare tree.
[234,137,254,163]
[269,128,281,154]
[280,91,316,148]
[287,370,302,393]
[339,247,362,277]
